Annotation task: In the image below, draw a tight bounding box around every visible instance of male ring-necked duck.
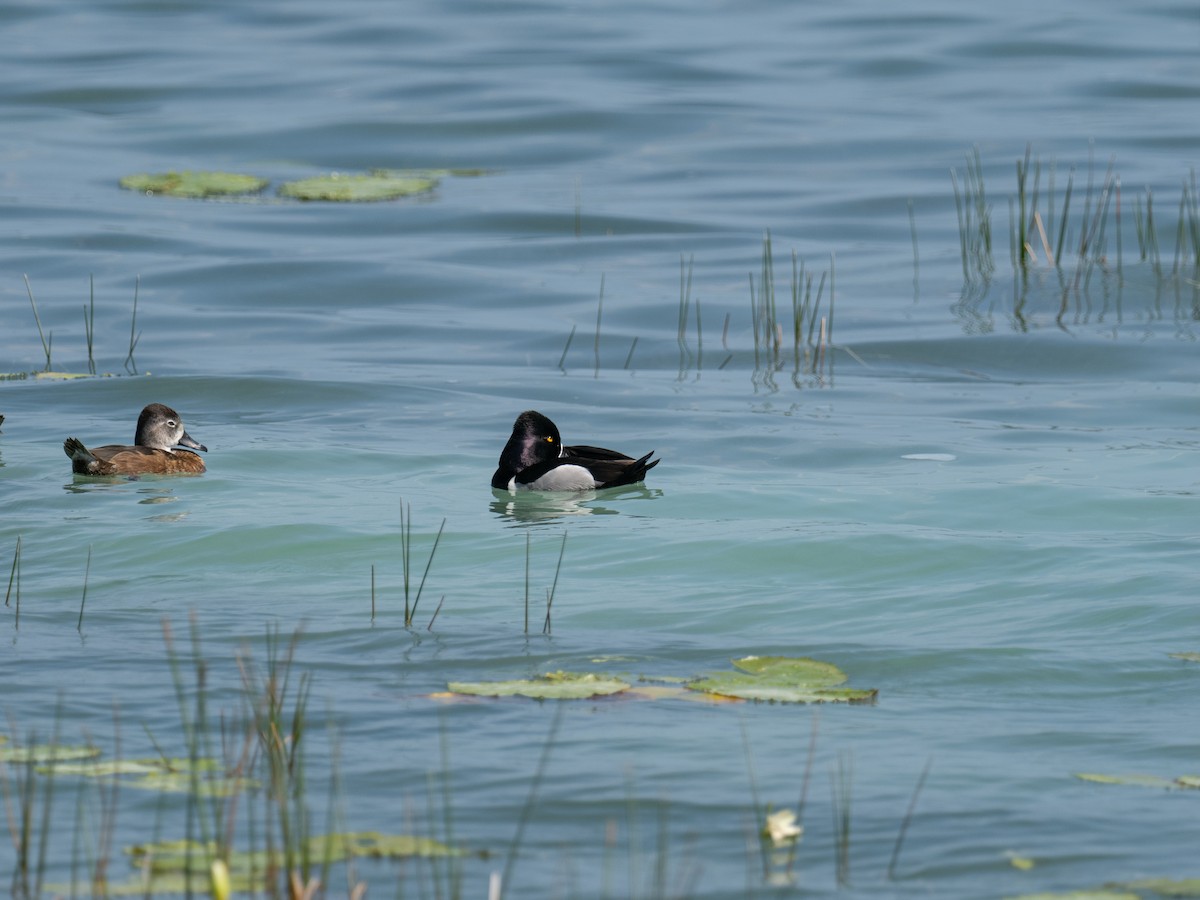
[491,410,659,491]
[64,403,207,476]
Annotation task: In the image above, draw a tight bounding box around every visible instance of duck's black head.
[498,410,563,474]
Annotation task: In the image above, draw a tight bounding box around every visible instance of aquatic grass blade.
[23,275,52,371]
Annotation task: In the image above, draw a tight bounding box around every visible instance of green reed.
[542,531,567,635]
[887,757,932,881]
[163,617,228,895]
[237,625,318,898]
[76,545,91,633]
[960,147,1200,292]
[677,254,695,376]
[124,275,142,374]
[748,234,833,384]
[6,535,22,630]
[404,512,445,628]
[951,146,995,282]
[22,275,52,372]
[496,704,564,899]
[0,715,62,900]
[557,324,577,371]
[830,751,853,887]
[85,275,96,375]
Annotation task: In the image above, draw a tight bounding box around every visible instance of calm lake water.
[2,1,1198,897]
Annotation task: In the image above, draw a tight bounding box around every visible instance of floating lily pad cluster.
[447,655,878,704]
[1005,880,1200,899]
[3,735,471,896]
[43,832,467,896]
[1074,772,1200,790]
[119,168,482,202]
[9,746,255,798]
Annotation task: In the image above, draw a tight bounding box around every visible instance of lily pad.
[1080,777,1180,787]
[1003,893,1139,900]
[0,743,101,764]
[447,671,631,700]
[1116,878,1200,897]
[128,831,464,878]
[120,171,269,198]
[278,170,438,202]
[46,756,218,777]
[42,755,252,797]
[731,656,848,686]
[127,771,256,797]
[687,656,876,704]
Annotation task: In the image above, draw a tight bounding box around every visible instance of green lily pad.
[127,771,256,797]
[1074,773,1179,789]
[731,656,848,686]
[120,171,269,198]
[278,170,438,202]
[0,744,101,764]
[43,755,252,796]
[1003,893,1139,900]
[448,671,631,700]
[687,656,876,704]
[46,757,219,777]
[128,831,464,877]
[1116,878,1200,897]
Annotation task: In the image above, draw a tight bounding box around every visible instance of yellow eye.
[546,436,555,443]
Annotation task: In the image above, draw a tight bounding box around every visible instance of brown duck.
[64,403,207,476]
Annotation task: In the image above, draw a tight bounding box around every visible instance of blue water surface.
[1,0,1198,897]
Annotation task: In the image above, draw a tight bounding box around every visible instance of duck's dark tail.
[604,451,659,488]
[63,437,95,463]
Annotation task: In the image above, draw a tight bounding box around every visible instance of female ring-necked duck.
[64,403,207,476]
[492,410,659,491]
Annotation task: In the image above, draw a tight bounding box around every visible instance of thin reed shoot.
[541,531,567,635]
[23,275,52,372]
[76,545,91,632]
[951,146,995,282]
[405,516,446,628]
[830,752,853,886]
[676,254,694,376]
[496,705,564,899]
[6,535,22,629]
[557,324,577,371]
[85,276,96,375]
[887,758,932,881]
[0,716,63,900]
[124,276,142,374]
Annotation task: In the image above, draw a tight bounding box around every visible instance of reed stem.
[77,545,92,632]
[23,275,52,372]
[124,276,141,374]
[85,275,96,375]
[887,758,932,881]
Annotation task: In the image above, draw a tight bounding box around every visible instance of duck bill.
[176,431,208,453]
